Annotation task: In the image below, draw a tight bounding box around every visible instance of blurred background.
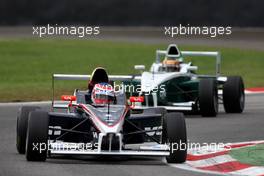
[0,0,263,102]
[0,0,263,26]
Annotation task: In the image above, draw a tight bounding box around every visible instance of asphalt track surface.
[0,94,263,176]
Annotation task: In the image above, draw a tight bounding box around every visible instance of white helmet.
[91,83,115,105]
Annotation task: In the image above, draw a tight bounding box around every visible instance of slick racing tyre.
[223,76,245,113]
[199,78,218,117]
[163,112,187,163]
[16,106,40,154]
[26,111,49,161]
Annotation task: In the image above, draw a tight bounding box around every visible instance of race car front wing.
[49,149,170,157]
[48,141,170,157]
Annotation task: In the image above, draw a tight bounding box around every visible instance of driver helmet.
[162,57,181,72]
[91,83,115,105]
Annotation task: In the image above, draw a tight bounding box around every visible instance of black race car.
[16,68,187,163]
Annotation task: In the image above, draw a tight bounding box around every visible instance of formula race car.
[16,68,187,163]
[123,44,245,117]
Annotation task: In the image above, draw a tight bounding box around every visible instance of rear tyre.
[199,79,218,117]
[26,111,49,161]
[223,76,245,113]
[163,112,187,163]
[16,106,40,154]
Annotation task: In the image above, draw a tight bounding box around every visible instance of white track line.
[187,155,235,168]
[230,167,264,176]
[167,162,227,176]
[167,141,264,176]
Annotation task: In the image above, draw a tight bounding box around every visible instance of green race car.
[123,44,245,117]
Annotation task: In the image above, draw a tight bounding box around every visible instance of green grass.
[0,38,264,102]
[230,144,264,166]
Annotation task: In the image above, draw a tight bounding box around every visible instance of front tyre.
[16,106,40,154]
[163,112,187,163]
[223,76,245,113]
[26,111,49,161]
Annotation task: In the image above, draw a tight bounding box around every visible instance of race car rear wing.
[52,74,141,108]
[156,50,221,76]
[53,74,141,81]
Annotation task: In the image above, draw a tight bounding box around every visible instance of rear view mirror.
[134,65,145,71]
[187,66,198,71]
[61,95,76,101]
[130,96,144,109]
[130,96,144,103]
